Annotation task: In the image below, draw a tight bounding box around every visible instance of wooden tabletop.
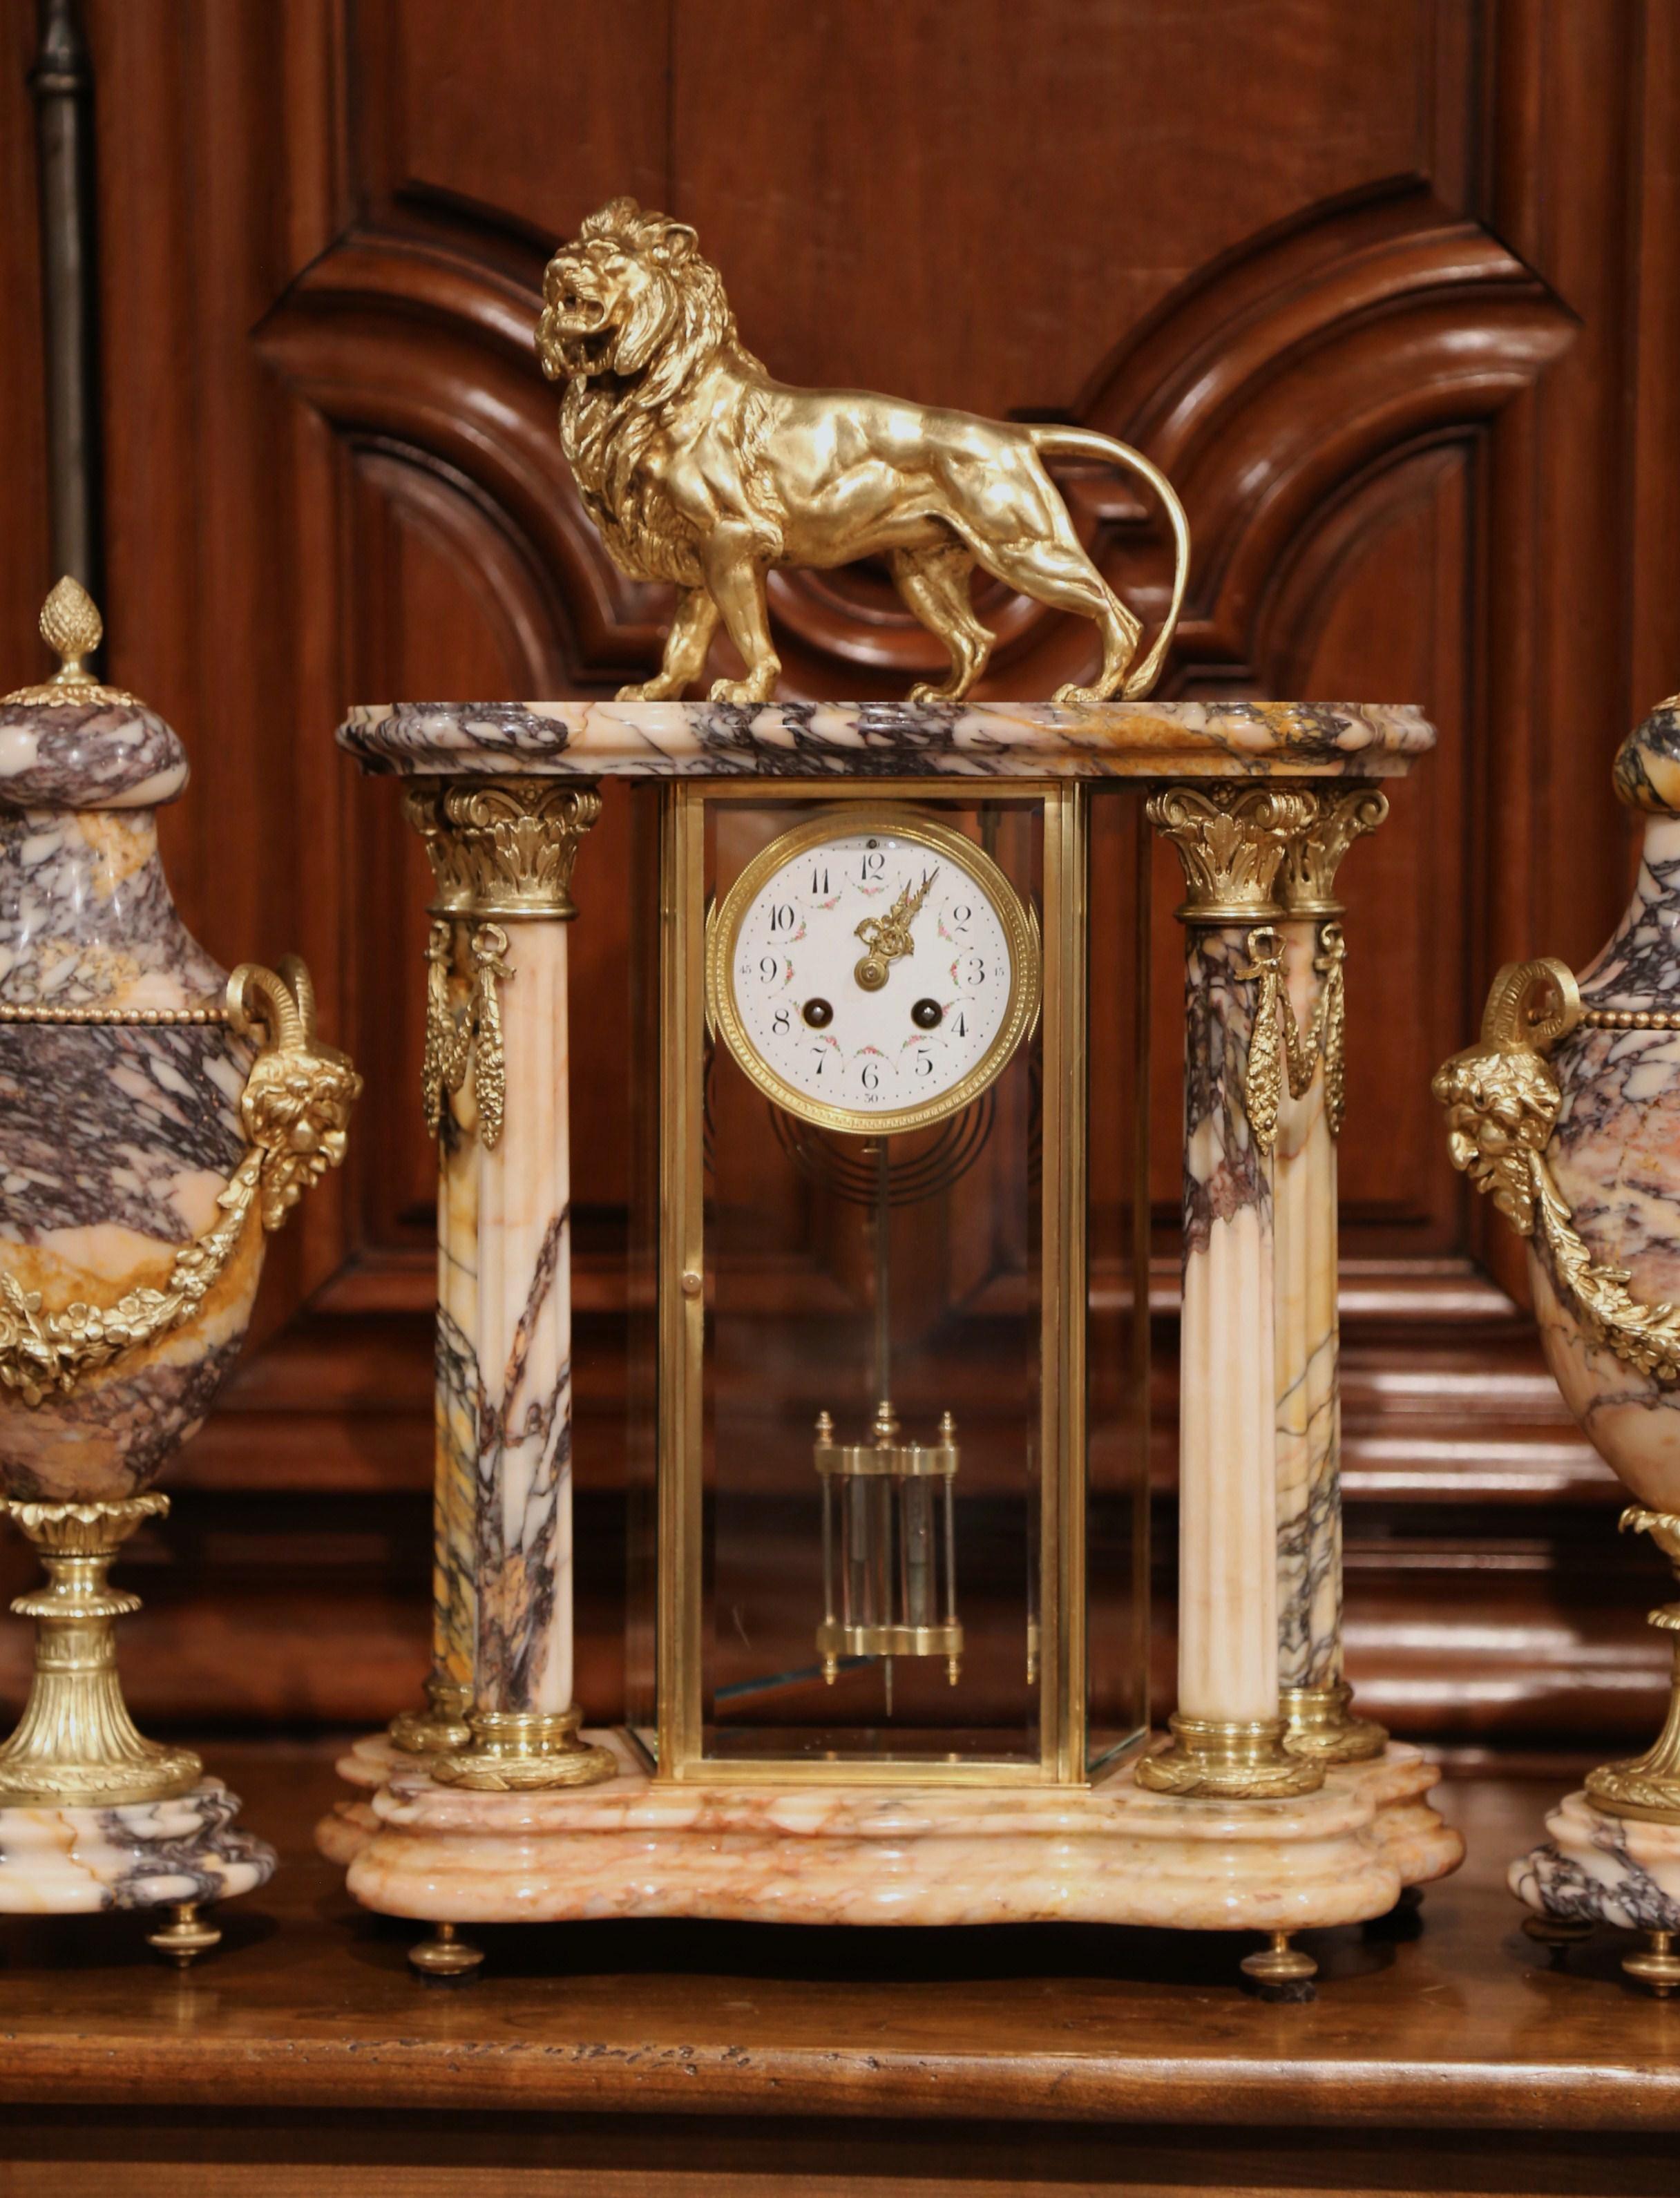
[1,1748,1675,2190]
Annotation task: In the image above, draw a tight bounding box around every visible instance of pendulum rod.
[812,1136,964,1699]
[872,1137,891,1406]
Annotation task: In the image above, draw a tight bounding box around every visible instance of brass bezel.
[705,804,1042,1137]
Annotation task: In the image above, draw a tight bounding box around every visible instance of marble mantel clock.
[317,195,1460,1994]
[318,697,1462,1991]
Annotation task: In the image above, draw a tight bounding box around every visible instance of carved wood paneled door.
[2,0,1676,1748]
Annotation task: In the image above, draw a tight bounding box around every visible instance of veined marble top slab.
[338,698,1433,782]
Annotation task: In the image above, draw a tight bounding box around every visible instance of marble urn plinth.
[0,580,359,1963]
[1438,692,1680,1996]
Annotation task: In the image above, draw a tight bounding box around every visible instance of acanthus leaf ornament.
[0,958,361,1408]
[1145,785,1308,920]
[403,778,602,922]
[1276,788,1389,917]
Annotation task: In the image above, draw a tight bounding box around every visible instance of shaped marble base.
[316,1729,403,1867]
[323,1732,1460,1984]
[0,1777,275,1961]
[1511,1788,1680,1992]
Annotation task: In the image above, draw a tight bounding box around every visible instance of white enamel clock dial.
[707,807,1040,1135]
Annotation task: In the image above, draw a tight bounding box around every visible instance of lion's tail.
[1027,426,1190,699]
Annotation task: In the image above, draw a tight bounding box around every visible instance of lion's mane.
[537,197,774,590]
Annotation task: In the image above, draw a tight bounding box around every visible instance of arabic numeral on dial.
[953,1011,968,1038]
[810,866,830,896]
[861,1062,879,1093]
[951,902,971,929]
[859,850,884,882]
[772,1007,790,1035]
[811,1049,826,1076]
[916,1047,934,1077]
[758,955,777,982]
[960,953,986,987]
[770,903,796,934]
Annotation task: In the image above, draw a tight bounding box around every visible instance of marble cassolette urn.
[1436,690,1680,1993]
[0,580,359,1961]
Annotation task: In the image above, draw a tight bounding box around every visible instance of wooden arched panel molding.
[256,182,1574,707]
[255,230,666,694]
[1078,181,1575,682]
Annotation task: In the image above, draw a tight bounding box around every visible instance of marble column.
[401,778,613,1790]
[1138,786,1322,1799]
[1273,788,1389,1763]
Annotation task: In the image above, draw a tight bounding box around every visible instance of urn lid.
[0,578,188,811]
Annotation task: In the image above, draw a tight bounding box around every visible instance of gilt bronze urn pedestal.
[0,581,359,1963]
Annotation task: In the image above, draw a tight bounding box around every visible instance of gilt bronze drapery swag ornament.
[535,196,1190,707]
[0,580,359,1864]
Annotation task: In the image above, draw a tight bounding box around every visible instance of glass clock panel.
[627,781,1151,1785]
[703,796,1045,1770]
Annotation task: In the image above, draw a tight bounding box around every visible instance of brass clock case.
[706,803,1042,1136]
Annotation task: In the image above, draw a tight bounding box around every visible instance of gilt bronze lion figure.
[537,196,1188,707]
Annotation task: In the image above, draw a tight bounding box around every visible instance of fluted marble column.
[1273,788,1388,1764]
[401,778,613,1790]
[1138,786,1322,1800]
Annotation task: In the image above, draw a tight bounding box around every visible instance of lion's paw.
[1051,682,1113,708]
[908,681,968,705]
[708,676,778,705]
[616,682,665,702]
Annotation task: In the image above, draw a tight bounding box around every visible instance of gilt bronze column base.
[1281,1679,1388,1766]
[429,1706,617,1792]
[388,1676,473,1759]
[1135,1712,1326,1800]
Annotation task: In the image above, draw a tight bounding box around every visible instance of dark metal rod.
[30,0,103,615]
[872,1138,890,1406]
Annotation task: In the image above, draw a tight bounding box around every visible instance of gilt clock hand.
[853,868,938,992]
